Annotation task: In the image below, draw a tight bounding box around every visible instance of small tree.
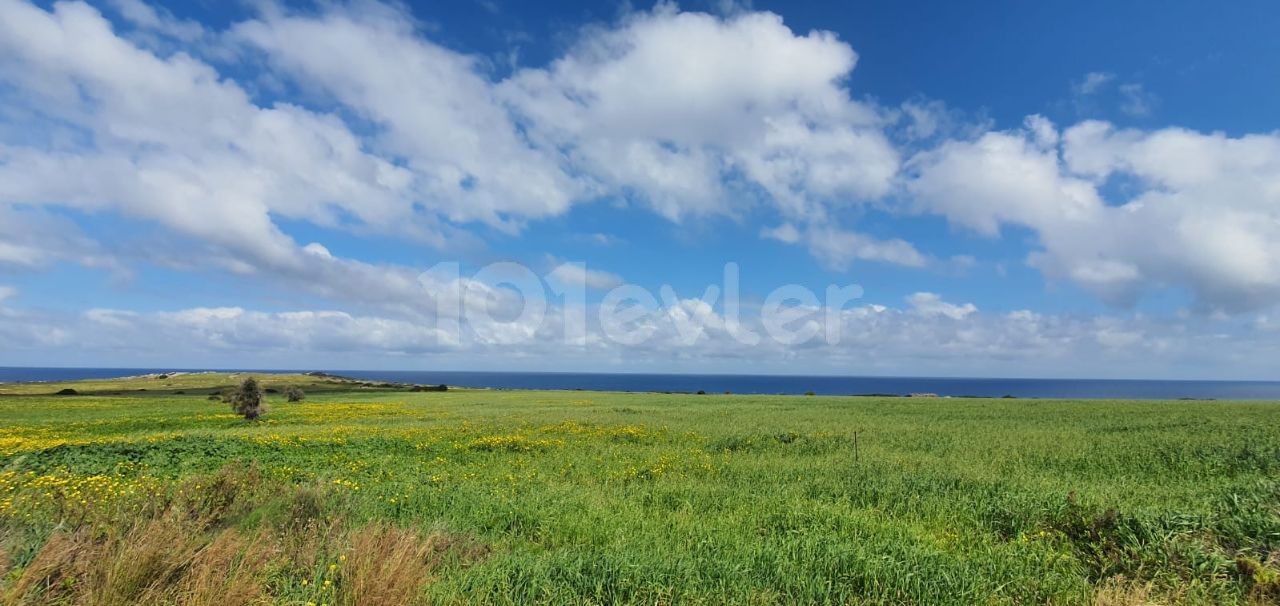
[229,377,265,420]
[284,386,305,402]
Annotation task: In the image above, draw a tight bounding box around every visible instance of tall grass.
[0,376,1278,603]
[1,465,484,605]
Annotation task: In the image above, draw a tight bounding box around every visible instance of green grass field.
[0,373,1277,604]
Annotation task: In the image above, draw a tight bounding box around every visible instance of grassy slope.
[1,373,1278,604]
[0,372,395,397]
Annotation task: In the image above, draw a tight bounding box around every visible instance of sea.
[2,367,1279,400]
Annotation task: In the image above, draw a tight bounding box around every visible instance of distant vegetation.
[0,373,1277,604]
[410,384,448,392]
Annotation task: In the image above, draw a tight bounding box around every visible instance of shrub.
[284,387,305,403]
[55,388,79,396]
[229,377,265,421]
[410,384,448,392]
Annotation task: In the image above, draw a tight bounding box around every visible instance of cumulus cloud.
[231,2,904,229]
[0,0,441,296]
[0,0,922,311]
[231,4,583,229]
[907,116,1280,311]
[905,116,1102,238]
[499,7,898,222]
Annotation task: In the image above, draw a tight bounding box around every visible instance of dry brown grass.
[1092,578,1164,606]
[5,531,81,604]
[337,524,488,606]
[1,515,277,606]
[0,465,487,605]
[176,529,279,606]
[1237,555,1280,605]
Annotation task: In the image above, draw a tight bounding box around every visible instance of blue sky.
[1,0,1279,378]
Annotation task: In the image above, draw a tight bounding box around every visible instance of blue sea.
[2,367,1279,400]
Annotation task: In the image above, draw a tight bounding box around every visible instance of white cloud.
[0,207,119,271]
[1118,83,1156,117]
[0,296,1276,379]
[893,98,994,144]
[84,306,458,354]
[760,223,801,244]
[1094,323,1142,349]
[546,262,624,290]
[1074,71,1115,95]
[0,1,555,323]
[945,255,977,273]
[2,0,1278,352]
[233,2,903,227]
[1024,114,1059,148]
[498,7,898,222]
[906,292,977,320]
[0,0,432,282]
[762,222,926,269]
[231,4,583,229]
[301,243,333,259]
[802,225,928,270]
[1069,71,1158,118]
[0,0,915,294]
[900,100,944,140]
[586,233,623,246]
[907,117,1280,311]
[905,119,1103,237]
[107,0,203,42]
[0,286,14,302]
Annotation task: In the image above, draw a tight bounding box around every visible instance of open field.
[0,374,1277,604]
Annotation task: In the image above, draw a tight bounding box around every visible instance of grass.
[0,373,1278,604]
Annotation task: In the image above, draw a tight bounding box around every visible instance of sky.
[1,0,1279,378]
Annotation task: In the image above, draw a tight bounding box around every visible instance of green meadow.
[0,373,1277,605]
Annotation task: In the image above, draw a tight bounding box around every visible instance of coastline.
[2,368,1277,400]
